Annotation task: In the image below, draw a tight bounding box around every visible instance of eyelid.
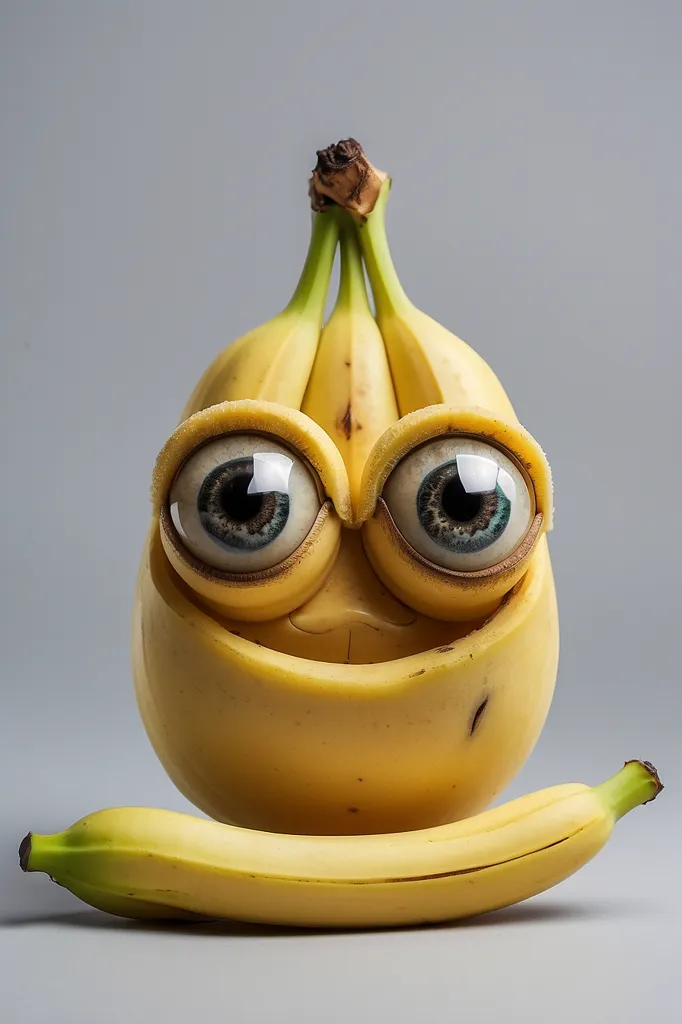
[151,399,353,525]
[363,501,545,622]
[356,404,553,529]
[159,500,342,621]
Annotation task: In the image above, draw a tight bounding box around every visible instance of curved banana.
[359,184,517,421]
[20,761,662,929]
[181,206,340,419]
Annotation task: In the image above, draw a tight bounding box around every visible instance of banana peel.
[131,142,559,834]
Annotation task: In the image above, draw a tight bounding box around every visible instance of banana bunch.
[20,140,663,927]
[20,761,661,927]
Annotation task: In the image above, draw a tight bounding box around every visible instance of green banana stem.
[285,207,340,323]
[19,831,60,874]
[594,760,663,821]
[354,179,413,320]
[333,213,373,315]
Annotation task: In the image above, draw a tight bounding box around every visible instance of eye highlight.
[382,437,534,572]
[168,434,323,573]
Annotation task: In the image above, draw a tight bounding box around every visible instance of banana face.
[151,401,552,663]
[132,165,559,835]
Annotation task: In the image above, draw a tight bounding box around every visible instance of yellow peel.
[132,145,560,836]
[22,762,662,928]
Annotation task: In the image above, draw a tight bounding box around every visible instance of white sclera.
[168,435,322,573]
[382,436,534,572]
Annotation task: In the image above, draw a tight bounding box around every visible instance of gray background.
[1,1,680,1021]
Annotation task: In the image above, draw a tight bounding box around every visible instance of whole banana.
[20,761,661,929]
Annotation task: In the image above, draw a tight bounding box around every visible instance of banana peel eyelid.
[150,399,353,525]
[376,500,545,582]
[160,500,337,586]
[355,405,554,530]
[159,503,342,622]
[361,507,544,623]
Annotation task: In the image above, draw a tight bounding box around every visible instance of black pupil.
[219,471,263,523]
[441,476,483,523]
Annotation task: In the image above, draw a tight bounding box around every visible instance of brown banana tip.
[18,832,32,872]
[625,759,664,803]
[310,138,387,218]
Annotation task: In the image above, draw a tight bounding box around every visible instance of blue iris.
[416,460,511,554]
[197,458,290,551]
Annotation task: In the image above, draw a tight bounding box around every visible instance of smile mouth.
[171,564,508,666]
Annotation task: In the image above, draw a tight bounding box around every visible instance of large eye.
[382,436,534,571]
[168,434,323,572]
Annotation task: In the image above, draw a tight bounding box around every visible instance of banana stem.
[307,139,411,320]
[355,180,412,320]
[19,831,62,874]
[594,760,663,821]
[334,214,372,314]
[285,208,340,323]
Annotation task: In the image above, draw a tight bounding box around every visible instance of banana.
[130,140,561,835]
[301,213,399,507]
[19,761,662,929]
[180,205,339,420]
[311,141,518,421]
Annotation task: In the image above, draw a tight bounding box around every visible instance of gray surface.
[1,2,680,1021]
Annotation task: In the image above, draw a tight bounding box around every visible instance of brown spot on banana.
[341,402,353,440]
[470,697,489,736]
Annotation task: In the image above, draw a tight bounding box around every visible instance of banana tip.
[18,832,32,872]
[625,759,664,802]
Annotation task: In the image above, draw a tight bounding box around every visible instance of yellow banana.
[131,139,561,835]
[311,139,517,419]
[301,213,399,508]
[357,179,518,421]
[20,761,662,929]
[180,205,339,419]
